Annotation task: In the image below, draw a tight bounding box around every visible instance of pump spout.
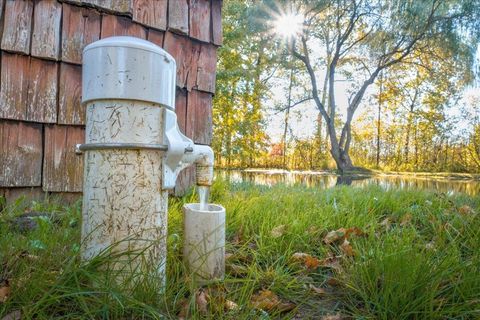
[162,108,215,189]
[191,144,214,186]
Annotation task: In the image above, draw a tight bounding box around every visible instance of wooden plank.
[168,0,188,35]
[60,0,132,15]
[58,63,83,125]
[0,187,45,206]
[1,0,34,54]
[189,0,211,43]
[61,3,101,64]
[0,53,29,121]
[147,29,164,47]
[0,120,43,187]
[196,44,217,93]
[43,125,85,192]
[164,32,201,91]
[188,90,212,145]
[26,58,58,123]
[132,0,167,31]
[31,0,62,60]
[211,0,223,45]
[101,15,147,39]
[175,88,187,134]
[175,166,194,196]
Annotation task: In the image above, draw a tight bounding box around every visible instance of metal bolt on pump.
[78,36,222,285]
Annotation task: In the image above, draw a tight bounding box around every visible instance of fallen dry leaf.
[195,289,209,314]
[400,213,413,226]
[309,284,327,296]
[271,225,287,238]
[0,280,11,303]
[225,299,239,311]
[291,252,321,270]
[323,229,346,244]
[458,205,475,215]
[305,255,321,270]
[318,256,342,272]
[323,227,365,244]
[251,289,295,312]
[340,239,355,257]
[291,252,310,262]
[380,217,392,230]
[326,277,340,286]
[1,310,21,320]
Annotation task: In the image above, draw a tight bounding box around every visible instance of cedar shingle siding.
[0,0,222,202]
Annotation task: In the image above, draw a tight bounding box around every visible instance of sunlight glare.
[274,12,304,38]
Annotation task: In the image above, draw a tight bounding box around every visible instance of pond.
[216,169,480,196]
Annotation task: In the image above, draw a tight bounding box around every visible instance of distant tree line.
[213,0,480,173]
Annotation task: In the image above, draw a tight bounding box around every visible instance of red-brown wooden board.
[1,0,33,54]
[147,29,164,47]
[175,88,187,134]
[168,0,188,35]
[31,0,62,60]
[0,53,29,121]
[26,58,58,123]
[61,3,101,64]
[211,0,223,45]
[58,63,83,125]
[164,32,201,91]
[196,44,217,93]
[132,0,167,31]
[188,90,213,145]
[43,125,85,192]
[61,0,132,15]
[0,120,42,187]
[101,15,147,39]
[189,0,211,43]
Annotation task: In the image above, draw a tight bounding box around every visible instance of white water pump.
[77,37,221,283]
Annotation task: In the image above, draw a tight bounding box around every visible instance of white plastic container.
[183,203,226,283]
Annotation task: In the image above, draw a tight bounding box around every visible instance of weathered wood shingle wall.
[0,0,222,202]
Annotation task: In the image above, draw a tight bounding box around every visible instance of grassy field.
[1,181,479,319]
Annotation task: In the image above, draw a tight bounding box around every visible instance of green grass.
[1,181,479,319]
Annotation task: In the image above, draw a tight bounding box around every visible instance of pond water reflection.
[216,169,480,196]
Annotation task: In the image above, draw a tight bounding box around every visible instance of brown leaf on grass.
[326,277,340,286]
[318,256,342,272]
[400,213,413,226]
[305,255,321,270]
[0,279,11,303]
[380,217,392,230]
[309,284,327,296]
[195,289,209,314]
[225,299,239,311]
[323,229,346,244]
[1,310,21,320]
[271,224,287,238]
[458,205,475,215]
[251,289,296,312]
[323,227,365,244]
[291,253,321,270]
[340,239,355,257]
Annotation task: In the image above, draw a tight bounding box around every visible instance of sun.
[273,12,304,38]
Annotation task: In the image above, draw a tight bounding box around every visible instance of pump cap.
[82,36,177,109]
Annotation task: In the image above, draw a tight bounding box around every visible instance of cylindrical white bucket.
[183,203,225,283]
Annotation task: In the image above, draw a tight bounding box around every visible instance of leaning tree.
[275,0,479,173]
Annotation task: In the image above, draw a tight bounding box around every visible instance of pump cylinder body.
[80,37,176,281]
